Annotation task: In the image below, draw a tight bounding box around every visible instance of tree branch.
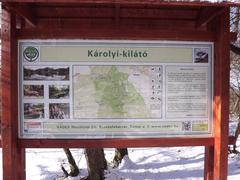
[230,84,240,98]
[230,43,240,55]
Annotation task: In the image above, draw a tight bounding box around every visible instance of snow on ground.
[0,141,238,180]
[105,147,205,180]
[23,141,240,180]
[24,140,239,180]
[0,121,239,180]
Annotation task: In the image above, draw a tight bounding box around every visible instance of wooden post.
[204,146,214,180]
[1,6,25,180]
[213,8,230,180]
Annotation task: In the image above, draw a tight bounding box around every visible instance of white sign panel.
[18,40,213,139]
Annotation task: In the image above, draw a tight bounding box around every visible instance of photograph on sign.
[18,41,213,139]
[49,103,70,119]
[24,103,44,119]
[23,85,44,99]
[49,85,70,99]
[23,66,69,81]
[194,48,209,63]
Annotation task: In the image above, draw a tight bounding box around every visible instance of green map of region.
[73,66,153,119]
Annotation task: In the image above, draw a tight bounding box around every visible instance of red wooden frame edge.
[5,136,238,148]
[1,1,240,7]
[19,137,214,148]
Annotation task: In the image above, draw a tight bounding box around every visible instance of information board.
[19,40,213,138]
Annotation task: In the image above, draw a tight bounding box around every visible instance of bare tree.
[113,148,128,168]
[229,7,240,153]
[85,148,107,180]
[62,148,108,179]
[61,148,80,177]
[229,50,240,153]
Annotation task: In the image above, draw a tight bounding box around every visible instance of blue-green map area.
[73,66,162,119]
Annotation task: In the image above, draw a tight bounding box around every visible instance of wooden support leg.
[204,146,214,180]
[17,148,26,180]
[1,5,26,180]
[213,8,230,180]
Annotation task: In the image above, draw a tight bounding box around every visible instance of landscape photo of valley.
[23,66,69,81]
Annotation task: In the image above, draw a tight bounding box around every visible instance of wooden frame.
[1,0,238,7]
[1,7,25,180]
[1,1,233,180]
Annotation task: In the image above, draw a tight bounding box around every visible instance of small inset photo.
[194,48,209,63]
[24,103,44,119]
[24,85,44,99]
[24,66,69,81]
[49,85,70,99]
[49,103,70,119]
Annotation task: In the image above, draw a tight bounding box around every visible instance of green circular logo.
[23,47,39,62]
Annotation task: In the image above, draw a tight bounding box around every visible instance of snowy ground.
[0,143,239,180]
[0,122,239,180]
[0,138,237,180]
[23,142,239,180]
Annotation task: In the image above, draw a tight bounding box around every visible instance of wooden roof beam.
[115,4,120,26]
[196,7,226,28]
[5,3,37,27]
[1,0,240,7]
[34,7,198,20]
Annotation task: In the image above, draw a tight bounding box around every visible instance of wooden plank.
[196,7,225,28]
[35,18,199,30]
[213,8,230,180]
[19,137,214,148]
[1,7,16,180]
[6,3,37,27]
[0,136,231,148]
[17,28,214,41]
[204,146,214,180]
[1,0,239,7]
[35,7,115,18]
[17,148,26,180]
[120,8,197,20]
[115,4,120,26]
[1,7,25,180]
[17,17,210,41]
[30,3,201,10]
[35,6,197,20]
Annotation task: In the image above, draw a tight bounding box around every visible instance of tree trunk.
[233,7,240,32]
[85,148,107,180]
[113,148,128,168]
[231,7,240,55]
[63,148,80,177]
[233,118,240,153]
[230,44,240,55]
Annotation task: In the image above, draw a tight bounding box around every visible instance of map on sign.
[73,66,162,119]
